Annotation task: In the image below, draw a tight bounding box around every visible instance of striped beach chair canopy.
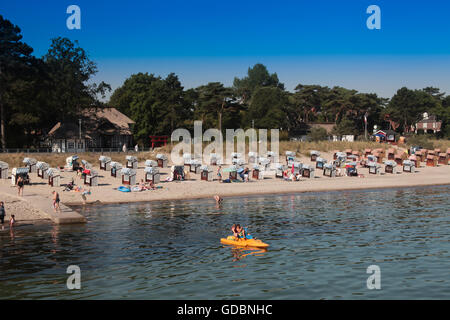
[232,158,245,165]
[144,166,159,174]
[126,155,137,162]
[110,161,123,169]
[120,168,136,176]
[200,165,212,172]
[46,168,60,177]
[285,151,296,157]
[323,163,335,170]
[310,150,320,156]
[13,167,29,175]
[99,155,111,163]
[36,161,49,170]
[385,160,397,167]
[368,161,381,168]
[145,159,158,167]
[403,160,414,166]
[0,161,8,169]
[156,154,168,160]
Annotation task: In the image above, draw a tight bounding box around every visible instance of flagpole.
[364,112,368,140]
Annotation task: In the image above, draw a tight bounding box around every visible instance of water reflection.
[227,246,268,262]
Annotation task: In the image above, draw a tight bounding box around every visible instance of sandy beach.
[1,150,449,224]
[0,193,49,224]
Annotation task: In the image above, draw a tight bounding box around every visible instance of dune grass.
[1,139,448,168]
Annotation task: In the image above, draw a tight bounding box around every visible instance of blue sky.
[2,0,450,99]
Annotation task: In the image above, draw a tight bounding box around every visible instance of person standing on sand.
[0,201,5,230]
[217,166,222,182]
[52,191,61,213]
[81,189,91,205]
[17,176,24,197]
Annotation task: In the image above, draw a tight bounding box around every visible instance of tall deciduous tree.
[195,82,241,133]
[246,87,288,129]
[109,73,193,144]
[384,87,439,133]
[233,63,284,103]
[43,37,110,123]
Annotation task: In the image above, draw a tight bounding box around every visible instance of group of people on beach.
[0,201,15,230]
[138,179,156,191]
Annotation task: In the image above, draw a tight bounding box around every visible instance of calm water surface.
[1,185,449,299]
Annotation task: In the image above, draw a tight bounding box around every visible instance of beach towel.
[118,186,131,192]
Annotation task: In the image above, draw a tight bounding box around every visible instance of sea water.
[0,185,449,299]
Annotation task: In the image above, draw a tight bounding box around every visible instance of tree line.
[110,65,450,145]
[1,15,449,149]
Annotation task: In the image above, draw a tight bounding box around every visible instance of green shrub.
[308,127,329,142]
[406,135,434,150]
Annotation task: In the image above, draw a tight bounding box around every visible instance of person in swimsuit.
[0,201,5,230]
[52,191,61,213]
[17,176,24,196]
[214,195,223,205]
[236,225,253,240]
[9,214,16,228]
[217,166,222,182]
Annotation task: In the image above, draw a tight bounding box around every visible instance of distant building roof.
[48,107,134,139]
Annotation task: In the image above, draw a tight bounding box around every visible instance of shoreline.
[1,151,449,221]
[66,181,450,206]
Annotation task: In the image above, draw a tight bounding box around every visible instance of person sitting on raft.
[235,224,253,240]
[231,224,239,238]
